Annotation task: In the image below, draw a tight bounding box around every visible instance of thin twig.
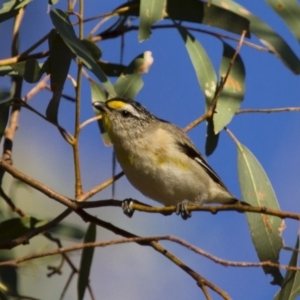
[3,235,300,272]
[79,115,102,131]
[237,107,300,114]
[0,187,26,216]
[78,171,124,201]
[0,51,49,67]
[129,202,300,221]
[73,1,84,198]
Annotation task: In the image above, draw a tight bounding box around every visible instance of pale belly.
[120,159,208,206]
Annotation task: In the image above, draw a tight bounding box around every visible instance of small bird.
[93,98,247,218]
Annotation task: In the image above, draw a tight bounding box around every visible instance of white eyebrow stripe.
[119,103,141,117]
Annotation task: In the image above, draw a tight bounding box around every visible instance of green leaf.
[213,42,245,134]
[0,217,42,241]
[10,59,43,83]
[81,39,102,60]
[78,223,96,300]
[274,236,300,300]
[0,91,10,143]
[114,51,153,98]
[98,61,125,77]
[46,30,73,124]
[212,0,300,74]
[115,0,250,37]
[0,250,17,294]
[237,143,283,285]
[0,91,10,102]
[0,66,17,76]
[90,79,112,146]
[50,9,116,97]
[48,0,59,4]
[0,0,31,23]
[266,0,300,44]
[205,118,219,156]
[177,25,217,108]
[48,222,85,240]
[139,0,166,41]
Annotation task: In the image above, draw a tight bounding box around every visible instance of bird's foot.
[122,199,135,218]
[122,199,153,218]
[176,200,192,220]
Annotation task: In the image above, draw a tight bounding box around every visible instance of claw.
[176,200,192,220]
[122,199,135,218]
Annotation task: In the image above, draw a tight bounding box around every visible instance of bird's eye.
[122,110,130,117]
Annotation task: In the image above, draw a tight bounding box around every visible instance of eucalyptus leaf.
[114,51,153,98]
[205,117,219,156]
[82,39,102,60]
[274,236,300,300]
[266,0,300,44]
[0,66,17,76]
[237,142,283,285]
[78,223,96,300]
[115,0,250,36]
[0,0,31,23]
[212,0,300,74]
[139,0,166,41]
[45,30,73,124]
[0,250,17,294]
[98,61,125,77]
[11,59,42,83]
[177,25,217,108]
[50,9,116,96]
[48,222,85,240]
[90,79,111,146]
[213,42,245,134]
[0,217,42,241]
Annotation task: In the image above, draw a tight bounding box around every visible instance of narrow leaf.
[48,222,85,240]
[90,79,112,146]
[205,118,219,156]
[237,142,284,285]
[139,0,166,41]
[50,9,116,97]
[11,59,42,83]
[0,66,17,76]
[49,0,59,4]
[115,0,250,37]
[177,25,217,108]
[81,39,102,60]
[213,42,245,134]
[274,236,300,300]
[98,61,126,77]
[114,51,154,98]
[46,30,73,123]
[0,217,41,241]
[212,0,300,74]
[78,223,96,300]
[0,250,17,294]
[266,0,300,44]
[0,0,31,23]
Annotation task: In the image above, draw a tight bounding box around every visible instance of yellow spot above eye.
[107,100,126,109]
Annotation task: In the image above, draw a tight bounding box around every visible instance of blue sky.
[1,1,300,299]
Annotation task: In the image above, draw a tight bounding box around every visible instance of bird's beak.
[93,101,109,113]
